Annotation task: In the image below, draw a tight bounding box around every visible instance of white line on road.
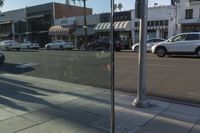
[16,63,39,69]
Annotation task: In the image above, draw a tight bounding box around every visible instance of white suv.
[152,32,200,57]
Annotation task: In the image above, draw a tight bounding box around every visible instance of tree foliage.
[0,0,4,7]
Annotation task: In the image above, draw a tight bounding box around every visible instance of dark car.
[0,52,5,64]
[87,37,124,51]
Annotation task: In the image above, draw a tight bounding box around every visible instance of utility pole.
[83,0,88,50]
[110,1,115,133]
[133,0,150,108]
[11,20,15,40]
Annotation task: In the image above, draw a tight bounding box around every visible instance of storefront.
[181,24,200,32]
[95,11,132,49]
[48,25,74,41]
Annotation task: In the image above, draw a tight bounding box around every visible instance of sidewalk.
[0,74,199,133]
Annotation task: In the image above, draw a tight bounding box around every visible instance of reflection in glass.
[0,1,111,132]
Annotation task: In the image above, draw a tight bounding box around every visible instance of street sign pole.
[110,0,115,133]
[133,0,150,108]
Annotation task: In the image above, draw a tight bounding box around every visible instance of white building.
[131,5,176,43]
[177,0,200,33]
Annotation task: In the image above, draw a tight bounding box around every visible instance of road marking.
[148,64,175,67]
[16,63,39,69]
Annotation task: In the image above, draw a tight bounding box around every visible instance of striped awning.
[49,26,70,36]
[94,21,131,32]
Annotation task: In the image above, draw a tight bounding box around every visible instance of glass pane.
[0,1,111,133]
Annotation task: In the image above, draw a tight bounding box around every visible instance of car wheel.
[196,49,200,57]
[46,45,50,50]
[156,47,166,57]
[60,45,64,50]
[134,46,139,52]
[0,60,4,65]
[17,48,20,51]
[5,46,9,51]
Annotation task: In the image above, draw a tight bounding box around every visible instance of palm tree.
[0,0,4,7]
[82,0,87,49]
[71,0,87,49]
[118,3,123,11]
[65,0,70,5]
[71,0,76,5]
[114,4,118,11]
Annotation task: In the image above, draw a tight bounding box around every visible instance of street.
[1,49,200,103]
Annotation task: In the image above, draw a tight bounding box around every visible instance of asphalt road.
[1,49,200,103]
[115,52,200,103]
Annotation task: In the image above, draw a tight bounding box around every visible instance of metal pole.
[133,0,150,108]
[12,20,15,40]
[83,0,88,50]
[110,1,115,133]
[25,6,29,41]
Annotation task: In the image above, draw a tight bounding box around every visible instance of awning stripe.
[94,21,131,32]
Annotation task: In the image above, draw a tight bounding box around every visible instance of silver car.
[20,41,40,49]
[132,38,165,52]
[0,40,21,51]
[45,40,75,50]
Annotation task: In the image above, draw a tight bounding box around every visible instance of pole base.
[133,97,151,108]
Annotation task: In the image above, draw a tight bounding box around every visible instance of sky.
[0,0,171,13]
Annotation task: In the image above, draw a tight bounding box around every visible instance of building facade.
[95,11,132,49]
[131,5,176,43]
[26,2,92,46]
[0,9,26,42]
[177,0,200,33]
[0,2,92,47]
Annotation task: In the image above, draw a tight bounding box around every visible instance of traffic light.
[135,0,141,18]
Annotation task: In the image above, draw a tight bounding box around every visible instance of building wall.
[0,9,26,41]
[178,0,200,20]
[54,3,92,19]
[76,14,100,26]
[131,5,176,43]
[55,17,76,26]
[0,9,26,22]
[177,0,200,32]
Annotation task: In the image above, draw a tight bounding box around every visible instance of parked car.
[0,52,5,64]
[45,40,75,50]
[151,32,200,57]
[132,38,165,52]
[0,40,21,51]
[87,37,124,51]
[20,41,40,49]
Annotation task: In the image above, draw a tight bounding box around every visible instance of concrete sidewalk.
[0,74,199,133]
